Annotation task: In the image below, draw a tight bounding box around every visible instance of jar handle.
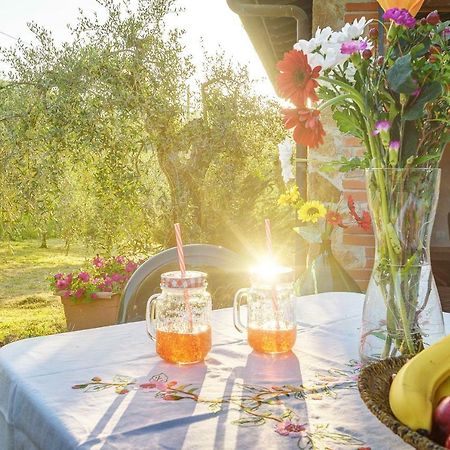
[233,288,249,333]
[146,294,160,341]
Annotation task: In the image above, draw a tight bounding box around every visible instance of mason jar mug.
[146,271,212,364]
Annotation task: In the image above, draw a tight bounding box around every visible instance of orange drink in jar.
[146,271,212,364]
[234,266,297,354]
[156,326,212,364]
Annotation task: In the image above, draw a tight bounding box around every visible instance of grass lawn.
[0,239,92,346]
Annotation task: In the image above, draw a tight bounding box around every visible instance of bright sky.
[0,0,275,97]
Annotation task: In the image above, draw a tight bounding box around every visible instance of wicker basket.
[358,356,445,450]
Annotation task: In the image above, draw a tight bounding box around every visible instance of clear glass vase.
[295,240,361,296]
[360,168,445,363]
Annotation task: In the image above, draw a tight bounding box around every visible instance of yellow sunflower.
[278,185,303,208]
[298,200,327,223]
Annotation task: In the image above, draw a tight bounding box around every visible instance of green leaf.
[412,154,440,166]
[332,109,363,139]
[293,225,322,244]
[403,82,443,121]
[387,55,416,94]
[401,121,419,162]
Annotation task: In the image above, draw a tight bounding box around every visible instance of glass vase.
[295,240,361,296]
[360,168,445,363]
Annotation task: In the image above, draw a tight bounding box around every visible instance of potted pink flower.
[51,256,143,331]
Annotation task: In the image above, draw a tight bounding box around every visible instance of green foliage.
[0,0,286,255]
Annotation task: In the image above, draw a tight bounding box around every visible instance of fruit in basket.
[389,334,450,433]
[436,377,450,405]
[435,397,450,435]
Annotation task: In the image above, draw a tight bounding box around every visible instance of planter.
[295,240,361,296]
[59,293,121,331]
[359,168,445,363]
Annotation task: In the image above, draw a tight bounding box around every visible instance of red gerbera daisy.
[276,50,321,107]
[326,210,346,228]
[282,107,325,148]
[348,195,372,231]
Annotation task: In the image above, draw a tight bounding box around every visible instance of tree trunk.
[40,232,48,249]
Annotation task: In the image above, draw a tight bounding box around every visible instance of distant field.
[0,239,91,346]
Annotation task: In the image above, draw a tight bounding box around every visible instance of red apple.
[434,397,450,436]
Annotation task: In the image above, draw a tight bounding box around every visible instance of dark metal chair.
[117,244,249,323]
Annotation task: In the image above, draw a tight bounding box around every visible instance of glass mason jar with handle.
[146,271,212,364]
[233,266,297,354]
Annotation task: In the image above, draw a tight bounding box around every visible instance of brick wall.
[308,1,449,292]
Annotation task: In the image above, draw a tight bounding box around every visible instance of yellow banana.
[389,334,450,433]
[435,376,450,406]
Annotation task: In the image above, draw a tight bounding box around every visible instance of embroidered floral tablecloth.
[1,292,447,450]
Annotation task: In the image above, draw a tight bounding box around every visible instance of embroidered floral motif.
[72,361,367,448]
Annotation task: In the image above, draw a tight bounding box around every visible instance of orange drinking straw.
[264,219,280,328]
[174,223,193,332]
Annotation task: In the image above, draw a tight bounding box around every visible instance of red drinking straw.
[264,219,280,328]
[174,223,193,331]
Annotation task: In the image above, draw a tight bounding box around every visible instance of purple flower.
[93,256,104,268]
[389,141,400,151]
[54,273,64,280]
[78,271,90,282]
[383,8,416,28]
[274,420,306,437]
[340,39,368,55]
[373,120,391,135]
[103,276,113,286]
[444,27,450,39]
[62,290,72,299]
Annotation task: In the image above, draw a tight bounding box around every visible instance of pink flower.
[125,261,137,273]
[93,256,104,268]
[373,120,391,135]
[115,256,125,264]
[389,140,400,151]
[74,288,85,299]
[56,278,70,290]
[78,271,90,282]
[139,380,177,391]
[340,39,368,55]
[275,420,306,437]
[92,278,103,286]
[103,276,113,286]
[111,273,123,283]
[54,273,64,280]
[91,293,98,299]
[62,290,72,299]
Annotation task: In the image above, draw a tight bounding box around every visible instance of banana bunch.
[389,334,450,433]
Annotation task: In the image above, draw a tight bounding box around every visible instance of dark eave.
[227,0,313,87]
[228,0,450,88]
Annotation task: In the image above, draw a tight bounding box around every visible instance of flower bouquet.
[276,1,449,360]
[51,256,143,330]
[278,185,370,295]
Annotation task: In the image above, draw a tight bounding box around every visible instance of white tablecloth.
[0,293,448,450]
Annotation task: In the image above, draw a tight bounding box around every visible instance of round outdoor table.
[0,292,448,450]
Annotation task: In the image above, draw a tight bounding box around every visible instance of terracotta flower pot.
[59,293,121,331]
